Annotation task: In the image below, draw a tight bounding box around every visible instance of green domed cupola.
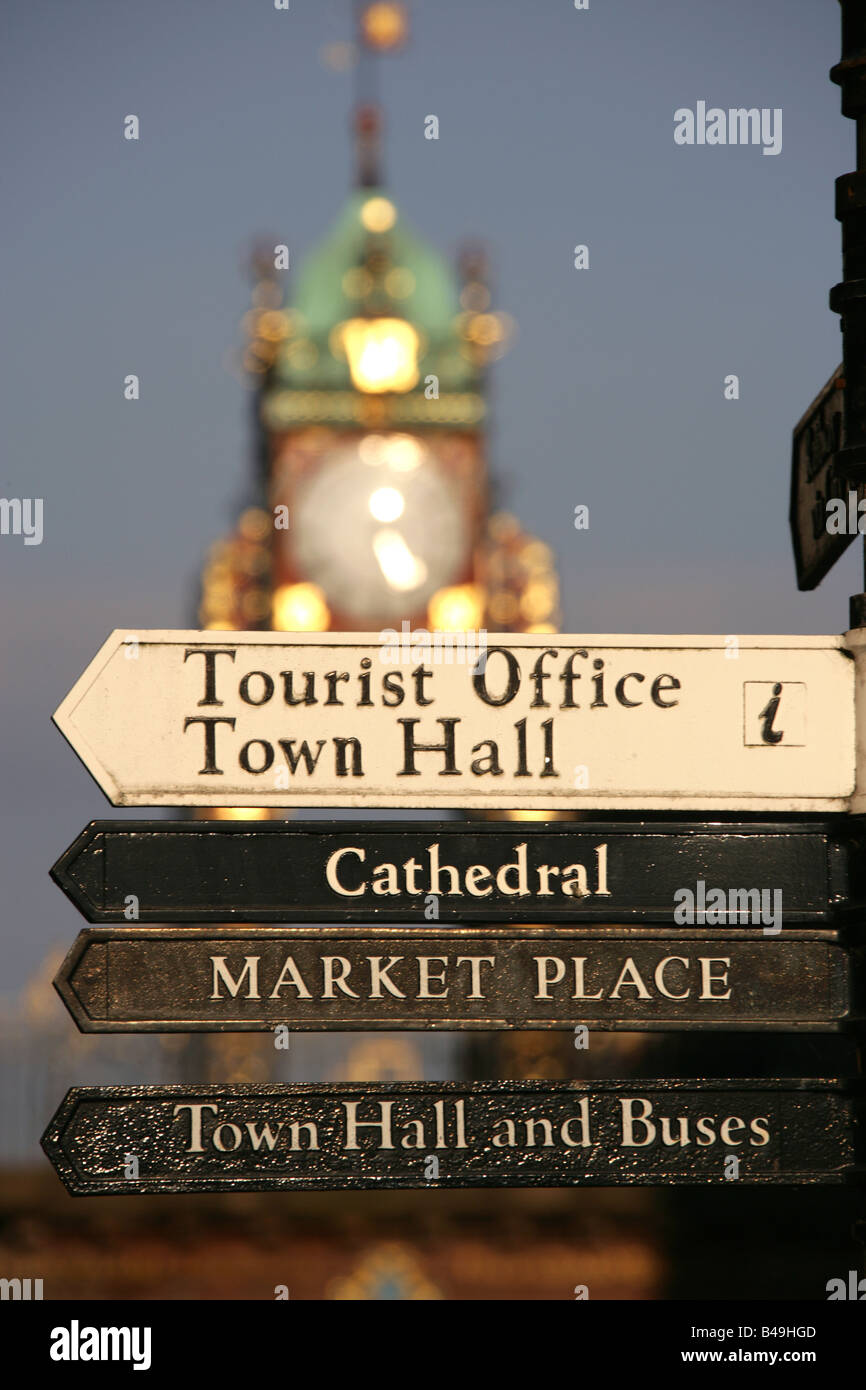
[259,182,510,432]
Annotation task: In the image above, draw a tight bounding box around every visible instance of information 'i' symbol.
[758,683,784,745]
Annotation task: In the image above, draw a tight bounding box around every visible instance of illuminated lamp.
[360,3,408,51]
[340,317,419,393]
[428,583,485,631]
[272,581,331,631]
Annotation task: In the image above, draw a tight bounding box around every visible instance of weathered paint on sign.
[54,927,854,1032]
[41,1080,862,1193]
[49,819,855,924]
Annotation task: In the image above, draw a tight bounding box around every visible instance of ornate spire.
[353,103,383,190]
[351,3,408,188]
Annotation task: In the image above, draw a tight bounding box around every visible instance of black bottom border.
[11,1296,865,1378]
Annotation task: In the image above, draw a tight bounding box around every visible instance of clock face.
[287,433,469,625]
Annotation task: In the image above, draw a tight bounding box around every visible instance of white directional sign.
[53,629,860,811]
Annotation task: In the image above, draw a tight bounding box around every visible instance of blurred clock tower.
[195,4,563,1093]
[179,4,662,1300]
[200,3,559,645]
[262,158,494,636]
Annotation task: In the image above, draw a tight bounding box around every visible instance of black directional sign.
[54,927,855,1033]
[789,365,854,589]
[50,819,857,925]
[41,1080,863,1194]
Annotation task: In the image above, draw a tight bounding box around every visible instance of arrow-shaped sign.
[49,819,855,924]
[54,927,855,1033]
[789,364,856,589]
[41,1080,863,1194]
[53,629,860,810]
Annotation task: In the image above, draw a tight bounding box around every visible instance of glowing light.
[384,435,425,470]
[360,4,408,51]
[385,267,415,298]
[372,529,427,591]
[257,311,290,342]
[369,486,405,522]
[358,433,425,470]
[284,339,318,369]
[465,313,506,346]
[342,267,374,299]
[488,592,518,625]
[428,583,485,630]
[272,581,331,631]
[520,540,554,569]
[341,317,419,393]
[210,808,273,821]
[358,433,388,464]
[360,196,397,233]
[238,508,271,542]
[520,580,558,623]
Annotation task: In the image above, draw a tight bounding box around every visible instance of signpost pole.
[831,0,866,1267]
[831,2,866,620]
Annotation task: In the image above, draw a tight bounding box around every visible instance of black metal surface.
[50,819,858,924]
[41,1080,863,1194]
[55,926,855,1033]
[831,3,866,598]
[789,365,851,590]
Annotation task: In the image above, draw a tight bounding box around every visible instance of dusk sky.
[0,0,854,991]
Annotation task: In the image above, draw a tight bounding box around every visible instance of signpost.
[789,365,856,590]
[36,14,866,1220]
[50,818,856,925]
[41,1080,862,1194]
[41,625,866,1194]
[52,629,859,812]
[54,927,855,1033]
